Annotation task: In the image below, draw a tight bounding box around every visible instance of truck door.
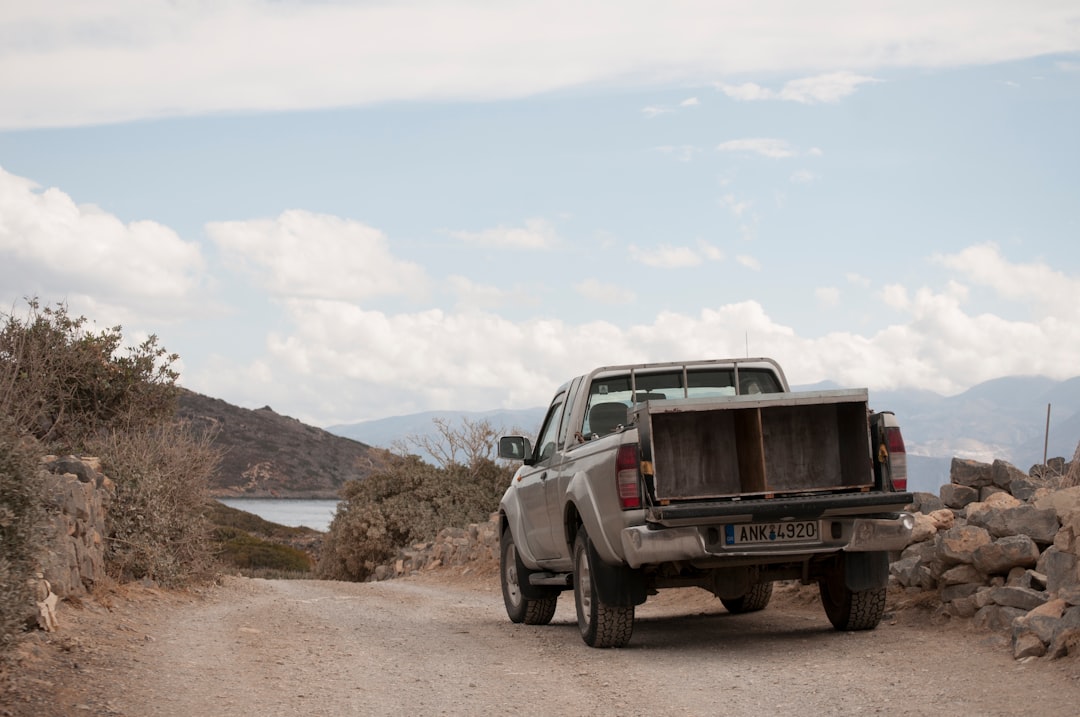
[515,393,569,561]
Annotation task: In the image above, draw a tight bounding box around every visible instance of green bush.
[0,420,43,658]
[215,530,313,573]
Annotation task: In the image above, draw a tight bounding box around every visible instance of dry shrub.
[0,299,179,452]
[318,451,512,582]
[0,420,43,658]
[1064,440,1080,488]
[92,422,220,586]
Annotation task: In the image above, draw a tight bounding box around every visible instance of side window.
[534,396,566,465]
[557,377,583,448]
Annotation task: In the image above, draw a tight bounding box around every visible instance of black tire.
[573,531,634,648]
[501,528,557,625]
[819,573,886,631]
[721,582,773,614]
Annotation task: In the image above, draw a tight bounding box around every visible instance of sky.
[1,1,1079,428]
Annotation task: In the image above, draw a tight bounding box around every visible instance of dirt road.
[6,570,1080,716]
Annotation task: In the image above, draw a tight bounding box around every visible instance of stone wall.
[367,515,500,581]
[893,457,1080,659]
[33,456,114,629]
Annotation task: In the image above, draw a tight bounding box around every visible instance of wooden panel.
[734,408,766,493]
[651,411,741,500]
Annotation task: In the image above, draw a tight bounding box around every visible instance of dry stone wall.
[367,515,500,582]
[32,456,114,629]
[893,457,1080,660]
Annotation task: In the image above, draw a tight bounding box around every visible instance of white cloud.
[680,97,701,107]
[4,2,1078,129]
[933,242,1080,319]
[449,218,558,249]
[790,169,818,183]
[0,166,207,323]
[717,72,879,104]
[736,254,762,271]
[846,272,872,288]
[447,275,514,311]
[717,138,798,159]
[207,210,429,301]
[719,193,752,216]
[628,240,725,269]
[655,145,700,162]
[641,105,673,118]
[629,243,702,268]
[178,244,1080,423]
[816,287,840,307]
[576,279,636,305]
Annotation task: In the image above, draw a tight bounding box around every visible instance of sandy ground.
[3,566,1080,716]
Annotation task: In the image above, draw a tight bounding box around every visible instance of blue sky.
[1,1,1079,426]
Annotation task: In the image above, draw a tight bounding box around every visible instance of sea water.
[216,498,340,532]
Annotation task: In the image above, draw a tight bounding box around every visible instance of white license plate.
[724,521,818,546]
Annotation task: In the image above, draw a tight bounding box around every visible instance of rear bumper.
[619,513,914,569]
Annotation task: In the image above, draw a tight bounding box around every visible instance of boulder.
[991,459,1027,491]
[1036,547,1080,595]
[940,483,979,509]
[1012,632,1046,659]
[972,605,1027,632]
[972,535,1040,575]
[911,492,945,514]
[940,564,984,587]
[940,583,983,603]
[909,512,938,544]
[938,525,993,565]
[928,509,956,531]
[951,458,993,488]
[985,586,1048,612]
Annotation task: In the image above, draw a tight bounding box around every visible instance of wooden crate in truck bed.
[639,389,874,501]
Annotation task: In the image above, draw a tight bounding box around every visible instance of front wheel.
[819,574,886,631]
[501,527,557,625]
[573,531,634,648]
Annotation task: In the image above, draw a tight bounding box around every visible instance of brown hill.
[176,389,377,498]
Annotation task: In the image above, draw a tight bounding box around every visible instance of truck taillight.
[885,426,907,491]
[616,444,641,510]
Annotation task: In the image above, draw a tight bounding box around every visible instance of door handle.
[540,472,548,481]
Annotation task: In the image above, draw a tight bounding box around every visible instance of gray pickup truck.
[497,357,913,647]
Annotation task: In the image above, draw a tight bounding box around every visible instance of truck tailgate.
[636,389,877,501]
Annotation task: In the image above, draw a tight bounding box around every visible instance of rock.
[940,564,984,587]
[968,501,1059,543]
[980,486,1008,501]
[909,512,938,544]
[1012,631,1046,659]
[939,525,993,565]
[940,583,983,603]
[972,535,1040,575]
[1046,607,1080,658]
[991,460,1026,491]
[972,605,1027,632]
[940,483,979,509]
[1036,547,1080,595]
[986,586,1048,612]
[928,509,955,531]
[951,458,993,488]
[911,492,945,514]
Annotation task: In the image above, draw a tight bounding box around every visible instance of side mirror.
[499,436,532,463]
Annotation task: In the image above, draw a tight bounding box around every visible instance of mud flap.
[843,551,889,593]
[587,537,648,607]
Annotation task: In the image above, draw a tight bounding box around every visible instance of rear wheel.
[501,527,557,625]
[573,530,634,648]
[721,582,773,614]
[819,572,886,631]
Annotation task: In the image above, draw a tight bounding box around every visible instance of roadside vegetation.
[208,502,318,577]
[0,299,220,658]
[318,418,516,581]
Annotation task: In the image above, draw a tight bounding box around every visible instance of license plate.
[724,521,818,546]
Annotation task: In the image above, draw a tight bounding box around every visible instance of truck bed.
[635,389,877,501]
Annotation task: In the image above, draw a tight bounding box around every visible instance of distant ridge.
[177,389,377,499]
[328,375,1080,495]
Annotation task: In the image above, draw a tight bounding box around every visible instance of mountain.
[328,375,1080,496]
[177,389,377,499]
